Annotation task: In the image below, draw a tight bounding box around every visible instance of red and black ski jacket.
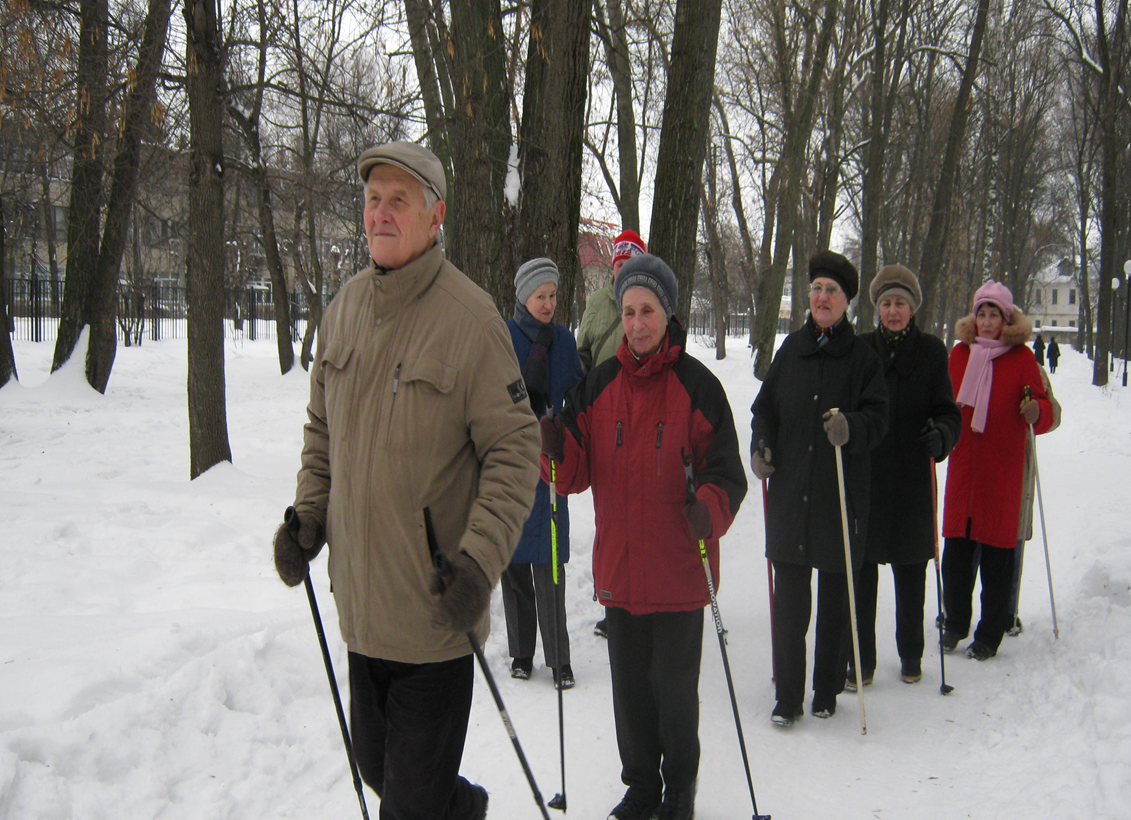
[543,322,747,614]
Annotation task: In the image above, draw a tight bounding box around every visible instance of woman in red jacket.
[539,255,747,820]
[942,281,1054,661]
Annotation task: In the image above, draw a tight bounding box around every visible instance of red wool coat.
[942,311,1054,550]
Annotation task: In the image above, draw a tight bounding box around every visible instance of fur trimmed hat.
[869,264,923,313]
[973,280,1015,323]
[615,254,678,318]
[808,250,859,301]
[612,229,647,268]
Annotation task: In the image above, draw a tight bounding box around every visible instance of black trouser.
[500,562,569,668]
[941,537,1015,651]
[771,561,848,708]
[841,560,928,676]
[606,606,704,804]
[348,652,482,820]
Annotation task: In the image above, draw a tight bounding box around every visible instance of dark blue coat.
[507,320,584,564]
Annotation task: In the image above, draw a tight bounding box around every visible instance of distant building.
[1026,257,1098,331]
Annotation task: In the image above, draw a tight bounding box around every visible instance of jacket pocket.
[320,340,356,423]
[385,356,458,453]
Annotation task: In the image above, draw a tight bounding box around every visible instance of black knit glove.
[273,509,325,587]
[684,499,713,540]
[919,421,944,459]
[431,552,492,632]
[540,414,565,462]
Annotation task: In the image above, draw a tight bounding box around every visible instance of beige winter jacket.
[293,243,540,664]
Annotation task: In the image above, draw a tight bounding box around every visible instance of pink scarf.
[956,337,1010,433]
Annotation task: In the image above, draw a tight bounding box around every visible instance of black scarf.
[878,315,914,351]
[513,303,555,415]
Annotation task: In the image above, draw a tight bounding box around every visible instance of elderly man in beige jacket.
[273,141,540,820]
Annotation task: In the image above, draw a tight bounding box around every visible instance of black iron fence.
[2,276,322,345]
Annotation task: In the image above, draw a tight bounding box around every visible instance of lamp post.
[1123,260,1131,387]
[1112,277,1121,373]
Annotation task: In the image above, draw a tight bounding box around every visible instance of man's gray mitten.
[432,552,492,632]
[273,512,325,587]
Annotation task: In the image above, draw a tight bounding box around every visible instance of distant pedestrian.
[1047,337,1060,373]
[1033,333,1045,366]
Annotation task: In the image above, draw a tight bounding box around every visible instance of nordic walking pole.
[683,450,771,820]
[927,449,954,695]
[547,443,567,812]
[759,439,776,684]
[424,509,552,820]
[1025,388,1060,639]
[284,508,371,820]
[828,410,867,735]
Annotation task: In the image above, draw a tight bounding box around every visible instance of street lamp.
[1123,259,1131,387]
[1112,277,1121,373]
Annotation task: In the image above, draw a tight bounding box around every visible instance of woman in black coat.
[841,265,961,691]
[750,250,889,725]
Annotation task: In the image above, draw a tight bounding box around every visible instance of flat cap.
[357,141,446,201]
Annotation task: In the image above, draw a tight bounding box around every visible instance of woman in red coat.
[941,281,1054,660]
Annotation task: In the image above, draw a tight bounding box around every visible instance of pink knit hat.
[973,280,1014,323]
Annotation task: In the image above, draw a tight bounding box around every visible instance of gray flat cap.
[358,141,446,201]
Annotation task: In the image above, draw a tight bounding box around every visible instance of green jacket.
[294,243,540,663]
[576,283,623,371]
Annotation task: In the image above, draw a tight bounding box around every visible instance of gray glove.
[822,410,849,447]
[273,509,325,587]
[750,445,775,480]
[431,551,492,632]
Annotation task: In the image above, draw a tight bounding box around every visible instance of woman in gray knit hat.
[502,258,584,688]
[840,264,961,689]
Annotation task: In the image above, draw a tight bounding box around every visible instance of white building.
[1026,257,1096,331]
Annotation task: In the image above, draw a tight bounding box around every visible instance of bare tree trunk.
[403,0,453,185]
[228,0,294,375]
[0,195,15,387]
[514,0,593,324]
[445,0,511,305]
[857,0,911,332]
[39,164,61,308]
[701,147,728,358]
[595,0,641,231]
[649,0,724,322]
[751,0,840,378]
[185,0,232,478]
[53,0,108,372]
[916,0,990,332]
[86,0,172,393]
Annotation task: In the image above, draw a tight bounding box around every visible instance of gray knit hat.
[615,254,678,317]
[869,263,922,313]
[357,141,447,201]
[515,257,560,306]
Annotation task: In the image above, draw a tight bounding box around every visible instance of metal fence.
[2,276,321,345]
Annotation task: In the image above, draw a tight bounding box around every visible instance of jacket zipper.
[613,421,623,473]
[655,422,664,475]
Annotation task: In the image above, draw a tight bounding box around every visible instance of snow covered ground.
[2,330,1129,820]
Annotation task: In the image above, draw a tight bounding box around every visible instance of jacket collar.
[360,243,445,308]
[617,319,685,377]
[867,320,921,377]
[800,313,855,358]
